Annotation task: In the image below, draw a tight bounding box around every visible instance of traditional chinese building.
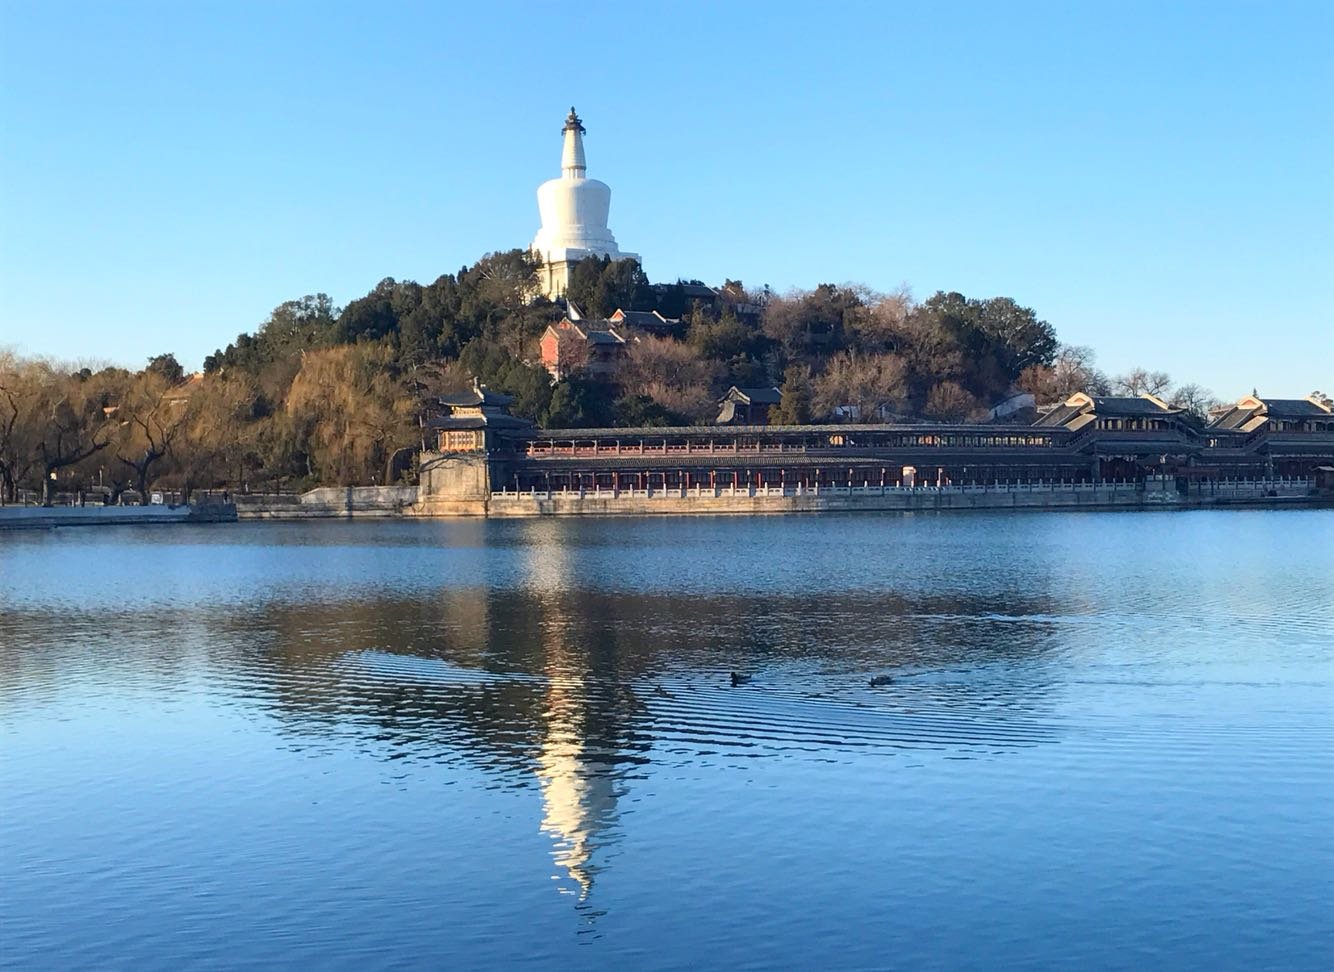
[1209,394,1333,434]
[607,308,680,336]
[539,318,629,381]
[432,380,534,453]
[419,386,1334,508]
[715,386,782,425]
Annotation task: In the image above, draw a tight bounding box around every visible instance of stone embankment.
[6,479,1319,529]
[483,477,1322,517]
[234,486,418,519]
[229,476,1324,519]
[0,503,237,530]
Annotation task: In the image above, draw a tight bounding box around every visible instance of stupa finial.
[563,107,585,135]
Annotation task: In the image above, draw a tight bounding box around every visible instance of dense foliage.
[0,250,1227,502]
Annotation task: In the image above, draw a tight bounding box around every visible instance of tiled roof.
[431,412,533,430]
[1088,396,1177,416]
[612,310,665,328]
[439,387,514,408]
[1260,398,1331,418]
[1208,396,1331,429]
[1209,407,1253,430]
[1032,394,1180,427]
[729,386,782,405]
[1032,403,1083,427]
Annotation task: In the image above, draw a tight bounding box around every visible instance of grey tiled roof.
[1033,404,1084,427]
[439,387,514,408]
[1088,396,1177,416]
[1209,397,1330,429]
[614,310,669,328]
[431,412,533,430]
[1260,398,1331,418]
[729,386,782,405]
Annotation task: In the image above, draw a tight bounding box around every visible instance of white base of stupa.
[535,247,640,299]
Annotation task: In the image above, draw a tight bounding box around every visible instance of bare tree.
[812,351,908,421]
[0,351,34,502]
[924,381,981,422]
[1112,368,1173,397]
[36,383,117,505]
[845,286,914,351]
[1168,383,1222,425]
[1018,344,1110,404]
[115,373,191,497]
[622,336,723,421]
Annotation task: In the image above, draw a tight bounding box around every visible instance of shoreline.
[0,504,237,531]
[4,480,1327,529]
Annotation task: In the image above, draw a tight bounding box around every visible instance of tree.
[594,258,653,316]
[466,249,541,311]
[337,277,411,343]
[1113,368,1173,397]
[0,350,40,502]
[34,368,120,504]
[169,373,265,498]
[900,292,1055,406]
[621,335,723,421]
[812,351,908,422]
[203,294,339,408]
[1018,345,1109,404]
[1168,383,1221,426]
[761,284,862,358]
[285,344,417,485]
[687,313,758,362]
[563,256,610,317]
[145,353,185,384]
[973,296,1057,377]
[770,365,813,425]
[561,256,652,318]
[924,381,980,422]
[893,304,967,406]
[613,394,686,427]
[114,370,191,497]
[845,287,913,351]
[545,376,616,428]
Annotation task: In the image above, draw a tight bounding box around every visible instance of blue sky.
[1,0,1330,397]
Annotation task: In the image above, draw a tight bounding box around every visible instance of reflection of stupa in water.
[525,526,620,903]
[536,681,617,901]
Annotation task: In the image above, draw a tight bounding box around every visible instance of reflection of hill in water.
[1,573,1070,913]
[228,584,1070,747]
[132,578,1062,910]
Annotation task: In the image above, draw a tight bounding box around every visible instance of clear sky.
[1,0,1330,398]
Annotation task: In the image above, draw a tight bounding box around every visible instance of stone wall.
[235,486,419,519]
[0,504,236,530]
[485,477,1320,518]
[229,476,1322,521]
[415,452,493,517]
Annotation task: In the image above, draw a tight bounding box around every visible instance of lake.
[2,510,1331,970]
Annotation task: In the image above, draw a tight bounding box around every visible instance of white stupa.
[531,107,638,299]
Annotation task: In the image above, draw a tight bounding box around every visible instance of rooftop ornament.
[563,107,585,135]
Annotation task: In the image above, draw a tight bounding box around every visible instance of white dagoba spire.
[560,107,587,176]
[531,107,638,299]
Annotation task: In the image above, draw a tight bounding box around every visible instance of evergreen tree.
[771,365,813,425]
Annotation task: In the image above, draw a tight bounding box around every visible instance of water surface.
[2,511,1332,969]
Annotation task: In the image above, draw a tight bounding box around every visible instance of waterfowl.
[869,674,894,687]
[730,671,752,687]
